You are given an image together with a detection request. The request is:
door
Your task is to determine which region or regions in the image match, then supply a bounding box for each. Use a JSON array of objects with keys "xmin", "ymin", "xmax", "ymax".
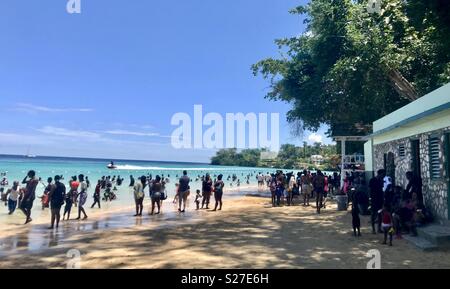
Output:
[
  {"xmin": 386, "ymin": 152, "xmax": 396, "ymax": 184},
  {"xmin": 411, "ymin": 139, "xmax": 421, "ymax": 178}
]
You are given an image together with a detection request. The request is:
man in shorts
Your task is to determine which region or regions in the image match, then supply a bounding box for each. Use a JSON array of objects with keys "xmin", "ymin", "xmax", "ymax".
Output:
[
  {"xmin": 48, "ymin": 175, "xmax": 66, "ymax": 229},
  {"xmin": 301, "ymin": 170, "xmax": 312, "ymax": 206},
  {"xmin": 20, "ymin": 170, "xmax": 39, "ymax": 224},
  {"xmin": 178, "ymin": 170, "xmax": 190, "ymax": 213}
]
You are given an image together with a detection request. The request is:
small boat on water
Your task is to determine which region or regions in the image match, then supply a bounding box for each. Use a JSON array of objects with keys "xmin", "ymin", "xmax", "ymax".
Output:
[
  {"xmin": 107, "ymin": 162, "xmax": 117, "ymax": 169},
  {"xmin": 25, "ymin": 148, "xmax": 36, "ymax": 158}
]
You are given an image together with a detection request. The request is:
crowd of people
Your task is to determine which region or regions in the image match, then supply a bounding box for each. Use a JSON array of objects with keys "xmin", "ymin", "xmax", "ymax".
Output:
[
  {"xmin": 255, "ymin": 168, "xmax": 432, "ymax": 246},
  {"xmin": 0, "ymin": 169, "xmax": 231, "ymax": 229},
  {"xmin": 358, "ymin": 169, "xmax": 432, "ymax": 246},
  {"xmin": 259, "ymin": 170, "xmax": 340, "ymax": 214},
  {"xmin": 0, "ymin": 167, "xmax": 433, "ymax": 247}
]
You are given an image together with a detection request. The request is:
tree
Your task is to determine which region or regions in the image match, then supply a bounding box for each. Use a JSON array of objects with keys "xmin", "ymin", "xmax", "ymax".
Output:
[{"xmin": 252, "ymin": 0, "xmax": 450, "ymax": 136}]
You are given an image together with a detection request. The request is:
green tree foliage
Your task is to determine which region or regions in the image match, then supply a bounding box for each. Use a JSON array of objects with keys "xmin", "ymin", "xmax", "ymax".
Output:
[
  {"xmin": 211, "ymin": 148, "xmax": 261, "ymax": 167},
  {"xmin": 252, "ymin": 0, "xmax": 450, "ymax": 136},
  {"xmin": 210, "ymin": 144, "xmax": 338, "ymax": 170}
]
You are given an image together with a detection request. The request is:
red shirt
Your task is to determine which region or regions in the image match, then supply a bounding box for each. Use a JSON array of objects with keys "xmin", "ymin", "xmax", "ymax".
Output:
[
  {"xmin": 382, "ymin": 211, "xmax": 392, "ymax": 225},
  {"xmin": 70, "ymin": 181, "xmax": 80, "ymax": 190}
]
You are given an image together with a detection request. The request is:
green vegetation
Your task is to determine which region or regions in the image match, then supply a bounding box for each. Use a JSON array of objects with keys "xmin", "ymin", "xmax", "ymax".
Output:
[
  {"xmin": 252, "ymin": 0, "xmax": 450, "ymax": 136},
  {"xmin": 211, "ymin": 143, "xmax": 339, "ymax": 171}
]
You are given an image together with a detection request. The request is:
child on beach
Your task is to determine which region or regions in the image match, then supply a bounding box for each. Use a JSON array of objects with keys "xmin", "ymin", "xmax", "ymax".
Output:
[
  {"xmin": 173, "ymin": 183, "xmax": 179, "ymax": 204},
  {"xmin": 5, "ymin": 181, "xmax": 22, "ymax": 215},
  {"xmin": 351, "ymin": 200, "xmax": 361, "ymax": 237},
  {"xmin": 40, "ymin": 177, "xmax": 53, "ymax": 210},
  {"xmin": 194, "ymin": 189, "xmax": 202, "ymax": 210},
  {"xmin": 380, "ymin": 205, "xmax": 393, "ymax": 246}
]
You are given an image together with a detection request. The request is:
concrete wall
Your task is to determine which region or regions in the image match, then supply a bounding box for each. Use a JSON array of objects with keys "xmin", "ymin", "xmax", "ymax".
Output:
[{"xmin": 372, "ymin": 126, "xmax": 450, "ymax": 220}]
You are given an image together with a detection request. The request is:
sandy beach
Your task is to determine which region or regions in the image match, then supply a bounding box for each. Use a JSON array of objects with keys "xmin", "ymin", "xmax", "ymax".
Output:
[{"xmin": 1, "ymin": 195, "xmax": 450, "ymax": 269}]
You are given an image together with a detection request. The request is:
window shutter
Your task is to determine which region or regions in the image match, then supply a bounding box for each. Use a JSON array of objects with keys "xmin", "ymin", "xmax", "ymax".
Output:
[
  {"xmin": 398, "ymin": 145, "xmax": 406, "ymax": 157},
  {"xmin": 429, "ymin": 137, "xmax": 441, "ymax": 179}
]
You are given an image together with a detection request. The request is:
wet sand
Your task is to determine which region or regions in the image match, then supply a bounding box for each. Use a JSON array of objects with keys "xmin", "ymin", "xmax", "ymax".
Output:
[{"xmin": 1, "ymin": 196, "xmax": 450, "ymax": 269}]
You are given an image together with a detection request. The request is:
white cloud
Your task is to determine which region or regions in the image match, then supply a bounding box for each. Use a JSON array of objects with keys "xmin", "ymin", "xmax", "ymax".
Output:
[
  {"xmin": 13, "ymin": 103, "xmax": 93, "ymax": 113},
  {"xmin": 308, "ymin": 133, "xmax": 323, "ymax": 144},
  {"xmin": 37, "ymin": 126, "xmax": 100, "ymax": 139},
  {"xmin": 0, "ymin": 132, "xmax": 53, "ymax": 146},
  {"xmin": 104, "ymin": 130, "xmax": 159, "ymax": 137}
]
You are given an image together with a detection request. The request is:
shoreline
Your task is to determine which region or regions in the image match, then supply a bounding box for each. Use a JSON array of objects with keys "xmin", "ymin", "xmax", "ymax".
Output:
[{"xmin": 0, "ymin": 184, "xmax": 261, "ymax": 241}]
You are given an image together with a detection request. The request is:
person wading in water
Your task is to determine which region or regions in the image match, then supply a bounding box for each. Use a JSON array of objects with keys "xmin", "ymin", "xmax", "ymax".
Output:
[
  {"xmin": 178, "ymin": 171, "xmax": 190, "ymax": 213},
  {"xmin": 20, "ymin": 170, "xmax": 39, "ymax": 224},
  {"xmin": 48, "ymin": 175, "xmax": 66, "ymax": 229},
  {"xmin": 133, "ymin": 176, "xmax": 146, "ymax": 217}
]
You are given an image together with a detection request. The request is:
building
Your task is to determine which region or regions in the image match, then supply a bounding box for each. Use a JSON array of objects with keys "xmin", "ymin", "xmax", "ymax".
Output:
[
  {"xmin": 310, "ymin": 155, "xmax": 324, "ymax": 166},
  {"xmin": 364, "ymin": 83, "xmax": 450, "ymax": 221}
]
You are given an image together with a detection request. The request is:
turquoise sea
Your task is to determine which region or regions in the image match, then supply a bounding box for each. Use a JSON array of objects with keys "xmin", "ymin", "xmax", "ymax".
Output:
[
  {"xmin": 0, "ymin": 155, "xmax": 302, "ymax": 255},
  {"xmin": 0, "ymin": 154, "xmax": 281, "ymax": 206}
]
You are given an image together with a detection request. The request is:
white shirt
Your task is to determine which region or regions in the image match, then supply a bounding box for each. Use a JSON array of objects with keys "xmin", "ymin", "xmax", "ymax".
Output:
[
  {"xmin": 80, "ymin": 181, "xmax": 88, "ymax": 192},
  {"xmin": 289, "ymin": 176, "xmax": 296, "ymax": 190},
  {"xmin": 8, "ymin": 187, "xmax": 20, "ymax": 201},
  {"xmin": 134, "ymin": 182, "xmax": 144, "ymax": 199}
]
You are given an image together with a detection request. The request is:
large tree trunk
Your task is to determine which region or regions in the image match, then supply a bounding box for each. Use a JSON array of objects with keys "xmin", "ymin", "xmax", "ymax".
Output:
[{"xmin": 388, "ymin": 69, "xmax": 419, "ymax": 102}]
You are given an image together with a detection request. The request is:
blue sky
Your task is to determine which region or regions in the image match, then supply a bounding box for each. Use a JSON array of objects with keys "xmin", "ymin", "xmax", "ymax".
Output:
[{"xmin": 0, "ymin": 0, "xmax": 332, "ymax": 163}]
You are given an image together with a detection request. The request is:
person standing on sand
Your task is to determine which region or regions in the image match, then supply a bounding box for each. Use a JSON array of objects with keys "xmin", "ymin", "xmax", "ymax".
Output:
[
  {"xmin": 313, "ymin": 170, "xmax": 325, "ymax": 214},
  {"xmin": 75, "ymin": 174, "xmax": 88, "ymax": 220},
  {"xmin": 269, "ymin": 175, "xmax": 277, "ymax": 207},
  {"xmin": 322, "ymin": 173, "xmax": 329, "ymax": 209},
  {"xmin": 133, "ymin": 176, "xmax": 146, "ymax": 216},
  {"xmin": 48, "ymin": 175, "xmax": 66, "ymax": 229},
  {"xmin": 178, "ymin": 170, "xmax": 190, "ymax": 213},
  {"xmin": 201, "ymin": 174, "xmax": 213, "ymax": 209},
  {"xmin": 69, "ymin": 176, "xmax": 80, "ymax": 208},
  {"xmin": 41, "ymin": 177, "xmax": 54, "ymax": 210},
  {"xmin": 194, "ymin": 189, "xmax": 202, "ymax": 210},
  {"xmin": 20, "ymin": 170, "xmax": 39, "ymax": 224},
  {"xmin": 351, "ymin": 199, "xmax": 361, "ymax": 237},
  {"xmin": 301, "ymin": 170, "xmax": 312, "ymax": 206},
  {"xmin": 287, "ymin": 175, "xmax": 296, "ymax": 206},
  {"xmin": 63, "ymin": 185, "xmax": 73, "ymax": 220},
  {"xmin": 369, "ymin": 169, "xmax": 385, "ymax": 234},
  {"xmin": 275, "ymin": 172, "xmax": 285, "ymax": 207},
  {"xmin": 212, "ymin": 174, "xmax": 225, "ymax": 211},
  {"xmin": 91, "ymin": 180, "xmax": 101, "ymax": 209},
  {"xmin": 149, "ymin": 175, "xmax": 162, "ymax": 215}
]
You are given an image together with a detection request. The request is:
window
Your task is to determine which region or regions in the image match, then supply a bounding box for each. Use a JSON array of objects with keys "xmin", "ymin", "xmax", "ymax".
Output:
[
  {"xmin": 429, "ymin": 136, "xmax": 441, "ymax": 179},
  {"xmin": 399, "ymin": 145, "xmax": 406, "ymax": 157}
]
